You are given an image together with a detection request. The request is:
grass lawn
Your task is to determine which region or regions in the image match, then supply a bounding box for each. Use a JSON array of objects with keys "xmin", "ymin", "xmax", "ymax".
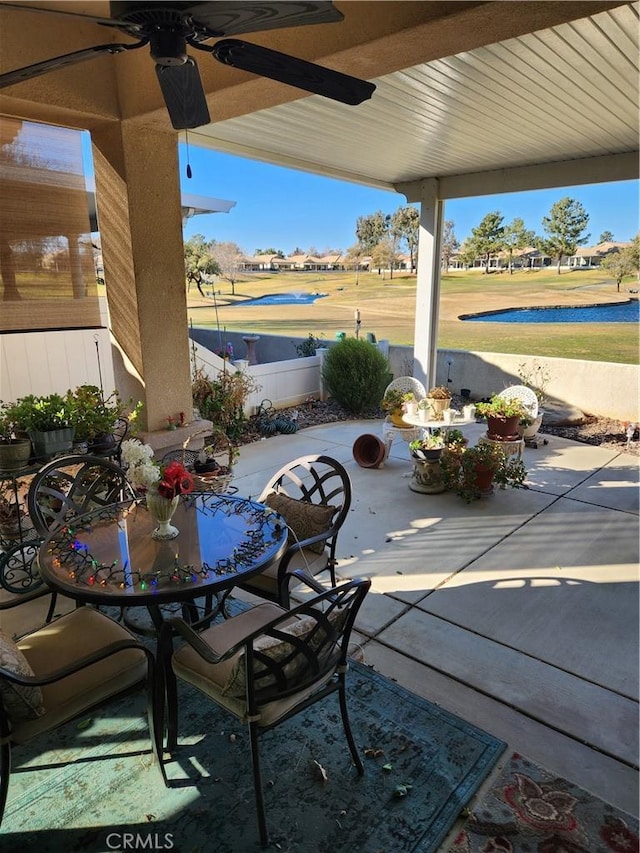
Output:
[{"xmin": 187, "ymin": 268, "xmax": 639, "ymax": 364}]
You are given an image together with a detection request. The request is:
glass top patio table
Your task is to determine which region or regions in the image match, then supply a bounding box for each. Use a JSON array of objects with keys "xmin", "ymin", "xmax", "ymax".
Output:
[{"xmin": 37, "ymin": 492, "xmax": 288, "ymax": 611}]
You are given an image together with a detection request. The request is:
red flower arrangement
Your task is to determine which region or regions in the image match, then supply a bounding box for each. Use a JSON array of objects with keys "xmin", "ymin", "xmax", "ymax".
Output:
[
  {"xmin": 121, "ymin": 440, "xmax": 194, "ymax": 498},
  {"xmin": 156, "ymin": 460, "xmax": 194, "ymax": 499}
]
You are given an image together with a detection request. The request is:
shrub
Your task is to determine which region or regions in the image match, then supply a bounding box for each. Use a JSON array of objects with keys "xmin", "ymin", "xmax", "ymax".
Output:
[
  {"xmin": 321, "ymin": 339, "xmax": 390, "ymax": 414},
  {"xmin": 295, "ymin": 333, "xmax": 325, "ymax": 357},
  {"xmin": 192, "ymin": 366, "xmax": 260, "ymax": 442}
]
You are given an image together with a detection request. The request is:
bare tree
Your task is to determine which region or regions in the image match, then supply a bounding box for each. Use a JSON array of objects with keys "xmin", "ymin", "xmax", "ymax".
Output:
[
  {"xmin": 210, "ymin": 240, "xmax": 244, "ymax": 295},
  {"xmin": 441, "ymin": 220, "xmax": 459, "ymax": 271}
]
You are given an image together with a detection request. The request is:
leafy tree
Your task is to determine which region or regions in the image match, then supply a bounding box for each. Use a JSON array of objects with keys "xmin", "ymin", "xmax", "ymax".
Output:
[
  {"xmin": 184, "ymin": 234, "xmax": 220, "ymax": 297},
  {"xmin": 356, "ymin": 210, "xmax": 390, "ymax": 254},
  {"xmin": 502, "ymin": 217, "xmax": 535, "ymax": 275},
  {"xmin": 391, "ymin": 206, "xmax": 419, "ymax": 273},
  {"xmin": 457, "ymin": 239, "xmax": 477, "ymax": 269},
  {"xmin": 538, "ymin": 197, "xmax": 590, "ymax": 274},
  {"xmin": 210, "ymin": 240, "xmax": 244, "ymax": 295},
  {"xmin": 600, "ymin": 238, "xmax": 639, "ymax": 292},
  {"xmin": 469, "ymin": 211, "xmax": 505, "ymax": 273},
  {"xmin": 255, "ymin": 247, "xmax": 284, "ymax": 257},
  {"xmin": 598, "ymin": 230, "xmax": 614, "ymax": 243},
  {"xmin": 441, "ymin": 220, "xmax": 459, "ymax": 271}
]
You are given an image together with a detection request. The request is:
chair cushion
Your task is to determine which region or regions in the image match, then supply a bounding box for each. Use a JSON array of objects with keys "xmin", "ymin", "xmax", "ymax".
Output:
[
  {"xmin": 264, "ymin": 492, "xmax": 336, "ymax": 554},
  {"xmin": 0, "ymin": 630, "xmax": 45, "ymax": 721},
  {"xmin": 222, "ymin": 614, "xmax": 316, "ymax": 699},
  {"xmin": 240, "ymin": 547, "xmax": 328, "ymax": 596},
  {"xmin": 12, "ymin": 608, "xmax": 147, "ymax": 744}
]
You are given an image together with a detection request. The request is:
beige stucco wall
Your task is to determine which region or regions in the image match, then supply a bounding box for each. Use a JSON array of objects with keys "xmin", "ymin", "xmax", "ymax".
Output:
[{"xmin": 425, "ymin": 349, "xmax": 639, "ymax": 422}]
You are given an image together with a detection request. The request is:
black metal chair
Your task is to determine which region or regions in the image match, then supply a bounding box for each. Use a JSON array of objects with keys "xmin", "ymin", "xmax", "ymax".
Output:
[
  {"xmin": 0, "ymin": 607, "xmax": 160, "ymax": 826},
  {"xmin": 27, "ymin": 453, "xmax": 135, "ymax": 536},
  {"xmin": 21, "ymin": 454, "xmax": 136, "ymax": 625},
  {"xmin": 238, "ymin": 454, "xmax": 352, "ymax": 607},
  {"xmin": 158, "ymin": 571, "xmax": 371, "ymax": 848}
]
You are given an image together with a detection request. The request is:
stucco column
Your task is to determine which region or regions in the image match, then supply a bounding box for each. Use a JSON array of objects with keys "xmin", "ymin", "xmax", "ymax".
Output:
[
  {"xmin": 90, "ymin": 123, "xmax": 192, "ymax": 431},
  {"xmin": 412, "ymin": 179, "xmax": 443, "ymax": 390}
]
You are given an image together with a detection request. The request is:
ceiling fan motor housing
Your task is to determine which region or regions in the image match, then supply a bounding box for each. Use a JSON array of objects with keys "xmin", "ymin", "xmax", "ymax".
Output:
[{"xmin": 150, "ymin": 30, "xmax": 189, "ymax": 66}]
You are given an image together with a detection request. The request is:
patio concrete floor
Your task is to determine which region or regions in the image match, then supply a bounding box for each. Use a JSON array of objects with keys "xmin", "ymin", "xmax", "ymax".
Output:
[
  {"xmin": 230, "ymin": 418, "xmax": 639, "ymax": 819},
  {"xmin": 3, "ymin": 418, "xmax": 638, "ymax": 838}
]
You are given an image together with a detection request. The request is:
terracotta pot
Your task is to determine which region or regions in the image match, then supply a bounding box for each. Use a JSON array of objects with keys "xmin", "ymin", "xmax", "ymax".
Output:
[
  {"xmin": 474, "ymin": 463, "xmax": 495, "ymax": 494},
  {"xmin": 353, "ymin": 434, "xmax": 386, "ymax": 468},
  {"xmin": 486, "ymin": 414, "xmax": 521, "ymax": 440}
]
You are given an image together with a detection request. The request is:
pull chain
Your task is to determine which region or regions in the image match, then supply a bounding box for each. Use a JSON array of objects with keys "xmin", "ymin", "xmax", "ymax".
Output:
[{"xmin": 185, "ymin": 129, "xmax": 192, "ymax": 179}]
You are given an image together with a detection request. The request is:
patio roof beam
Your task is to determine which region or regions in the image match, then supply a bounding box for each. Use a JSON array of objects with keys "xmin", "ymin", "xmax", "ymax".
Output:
[{"xmin": 397, "ymin": 152, "xmax": 640, "ymax": 203}]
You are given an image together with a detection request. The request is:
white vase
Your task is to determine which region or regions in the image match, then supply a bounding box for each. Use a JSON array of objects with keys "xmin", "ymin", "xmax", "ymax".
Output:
[{"xmin": 146, "ymin": 490, "xmax": 179, "ymax": 540}]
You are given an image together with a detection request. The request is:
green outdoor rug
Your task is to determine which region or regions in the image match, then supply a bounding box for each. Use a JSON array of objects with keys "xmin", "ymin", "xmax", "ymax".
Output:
[
  {"xmin": 1, "ymin": 661, "xmax": 505, "ymax": 853},
  {"xmin": 448, "ymin": 751, "xmax": 639, "ymax": 853}
]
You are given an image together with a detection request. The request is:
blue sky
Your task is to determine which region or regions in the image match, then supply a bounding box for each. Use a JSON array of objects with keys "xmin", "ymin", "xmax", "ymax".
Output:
[{"xmin": 179, "ymin": 145, "xmax": 639, "ymax": 256}]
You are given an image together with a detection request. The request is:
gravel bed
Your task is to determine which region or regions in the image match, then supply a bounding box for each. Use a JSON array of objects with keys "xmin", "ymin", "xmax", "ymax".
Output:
[{"xmin": 238, "ymin": 397, "xmax": 640, "ymax": 458}]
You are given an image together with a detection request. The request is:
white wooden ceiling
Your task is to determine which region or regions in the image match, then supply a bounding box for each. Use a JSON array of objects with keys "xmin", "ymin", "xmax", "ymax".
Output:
[{"xmin": 187, "ymin": 2, "xmax": 639, "ymax": 197}]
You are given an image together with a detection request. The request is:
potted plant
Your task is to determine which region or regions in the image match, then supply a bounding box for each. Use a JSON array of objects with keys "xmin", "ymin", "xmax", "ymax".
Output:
[
  {"xmin": 402, "ymin": 391, "xmax": 418, "ymax": 417},
  {"xmin": 424, "ymin": 385, "xmax": 452, "ymax": 420},
  {"xmin": 194, "ymin": 429, "xmax": 239, "ymax": 489},
  {"xmin": 417, "ymin": 398, "xmax": 432, "ymax": 422},
  {"xmin": 6, "ymin": 393, "xmax": 75, "ymax": 460},
  {"xmin": 475, "ymin": 395, "xmax": 527, "ymax": 440},
  {"xmin": 441, "ymin": 440, "xmax": 527, "ymax": 502},
  {"xmin": 69, "ymin": 385, "xmax": 132, "ymax": 453},
  {"xmin": 517, "ymin": 361, "xmax": 551, "ymax": 446},
  {"xmin": 0, "ymin": 402, "xmax": 32, "ymax": 471},
  {"xmin": 380, "ymin": 388, "xmax": 408, "ymax": 427},
  {"xmin": 409, "ymin": 430, "xmax": 446, "ymax": 461}
]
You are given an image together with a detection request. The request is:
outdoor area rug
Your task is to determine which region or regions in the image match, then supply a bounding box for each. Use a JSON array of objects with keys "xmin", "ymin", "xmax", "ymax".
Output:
[
  {"xmin": 448, "ymin": 751, "xmax": 639, "ymax": 853},
  {"xmin": 0, "ymin": 660, "xmax": 504, "ymax": 853}
]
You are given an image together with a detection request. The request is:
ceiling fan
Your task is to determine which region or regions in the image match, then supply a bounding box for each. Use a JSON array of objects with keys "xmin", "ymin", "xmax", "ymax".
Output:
[{"xmin": 0, "ymin": 1, "xmax": 376, "ymax": 129}]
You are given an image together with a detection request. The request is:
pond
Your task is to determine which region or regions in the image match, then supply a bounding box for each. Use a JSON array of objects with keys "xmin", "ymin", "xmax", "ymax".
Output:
[
  {"xmin": 462, "ymin": 300, "xmax": 639, "ymax": 324},
  {"xmin": 237, "ymin": 292, "xmax": 327, "ymax": 307}
]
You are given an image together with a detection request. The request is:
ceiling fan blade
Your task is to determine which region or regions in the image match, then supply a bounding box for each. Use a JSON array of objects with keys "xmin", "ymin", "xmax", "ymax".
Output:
[
  {"xmin": 155, "ymin": 59, "xmax": 211, "ymax": 130},
  {"xmin": 186, "ymin": 1, "xmax": 343, "ymax": 36},
  {"xmin": 210, "ymin": 39, "xmax": 375, "ymax": 106},
  {"xmin": 0, "ymin": 42, "xmax": 146, "ymax": 90},
  {"xmin": 0, "ymin": 2, "xmax": 124, "ymax": 28}
]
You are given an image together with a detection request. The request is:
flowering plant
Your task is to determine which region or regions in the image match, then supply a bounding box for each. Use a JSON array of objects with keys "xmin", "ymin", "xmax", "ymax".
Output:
[{"xmin": 121, "ymin": 439, "xmax": 194, "ymax": 498}]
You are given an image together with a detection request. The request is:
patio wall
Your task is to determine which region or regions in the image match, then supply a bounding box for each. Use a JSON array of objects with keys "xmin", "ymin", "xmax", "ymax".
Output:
[
  {"xmin": 2, "ymin": 328, "xmax": 637, "ymax": 424},
  {"xmin": 431, "ymin": 349, "xmax": 640, "ymax": 422},
  {"xmin": 1, "ymin": 327, "xmax": 115, "ymax": 401}
]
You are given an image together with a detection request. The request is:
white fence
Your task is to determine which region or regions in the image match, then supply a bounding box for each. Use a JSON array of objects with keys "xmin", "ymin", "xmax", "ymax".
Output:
[{"xmin": 3, "ymin": 332, "xmax": 638, "ymax": 424}]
